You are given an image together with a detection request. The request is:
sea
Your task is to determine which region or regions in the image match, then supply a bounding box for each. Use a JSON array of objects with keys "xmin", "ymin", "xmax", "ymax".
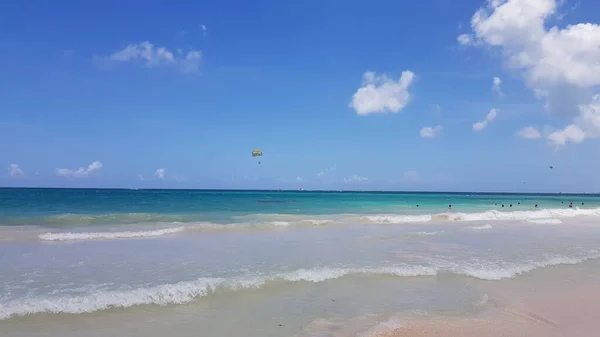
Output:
[{"xmin": 2, "ymin": 188, "xmax": 600, "ymax": 336}]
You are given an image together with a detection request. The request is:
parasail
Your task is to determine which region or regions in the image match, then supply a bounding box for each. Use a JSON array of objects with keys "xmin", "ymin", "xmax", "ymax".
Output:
[{"xmin": 252, "ymin": 149, "xmax": 263, "ymax": 164}]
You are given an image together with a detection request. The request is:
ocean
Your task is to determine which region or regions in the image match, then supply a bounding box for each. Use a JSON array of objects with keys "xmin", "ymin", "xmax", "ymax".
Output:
[{"xmin": 2, "ymin": 188, "xmax": 600, "ymax": 336}]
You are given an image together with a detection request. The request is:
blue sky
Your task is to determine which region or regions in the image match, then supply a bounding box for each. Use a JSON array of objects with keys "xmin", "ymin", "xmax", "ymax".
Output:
[{"xmin": 2, "ymin": 0, "xmax": 600, "ymax": 192}]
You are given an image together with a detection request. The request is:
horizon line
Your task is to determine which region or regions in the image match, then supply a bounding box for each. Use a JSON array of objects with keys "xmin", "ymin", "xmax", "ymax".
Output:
[{"xmin": 0, "ymin": 186, "xmax": 598, "ymax": 196}]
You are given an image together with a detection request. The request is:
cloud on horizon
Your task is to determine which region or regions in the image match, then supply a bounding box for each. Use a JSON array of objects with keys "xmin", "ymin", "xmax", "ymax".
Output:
[{"xmin": 55, "ymin": 161, "xmax": 103, "ymax": 178}]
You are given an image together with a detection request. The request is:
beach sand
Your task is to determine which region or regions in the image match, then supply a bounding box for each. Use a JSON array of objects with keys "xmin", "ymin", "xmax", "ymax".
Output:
[{"xmin": 376, "ymin": 272, "xmax": 600, "ymax": 337}]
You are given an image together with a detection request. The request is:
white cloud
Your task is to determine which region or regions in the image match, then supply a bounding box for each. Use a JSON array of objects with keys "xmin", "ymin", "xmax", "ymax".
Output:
[
  {"xmin": 546, "ymin": 94, "xmax": 600, "ymax": 145},
  {"xmin": 317, "ymin": 165, "xmax": 336, "ymax": 177},
  {"xmin": 547, "ymin": 124, "xmax": 585, "ymax": 145},
  {"xmin": 517, "ymin": 126, "xmax": 542, "ymax": 139},
  {"xmin": 8, "ymin": 164, "xmax": 24, "ymax": 178},
  {"xmin": 349, "ymin": 70, "xmax": 415, "ymax": 115},
  {"xmin": 460, "ymin": 0, "xmax": 600, "ymax": 145},
  {"xmin": 137, "ymin": 174, "xmax": 145, "ymax": 181},
  {"xmin": 155, "ymin": 168, "xmax": 166, "ymax": 179},
  {"xmin": 344, "ymin": 175, "xmax": 368, "ymax": 183},
  {"xmin": 109, "ymin": 41, "xmax": 202, "ymax": 73},
  {"xmin": 55, "ymin": 161, "xmax": 102, "ymax": 178},
  {"xmin": 420, "ymin": 125, "xmax": 443, "ymax": 138},
  {"xmin": 472, "ymin": 109, "xmax": 498, "ymax": 131},
  {"xmin": 457, "ymin": 33, "xmax": 474, "ymax": 45},
  {"xmin": 492, "ymin": 76, "xmax": 504, "ymax": 95},
  {"xmin": 201, "ymin": 24, "xmax": 207, "ymax": 36},
  {"xmin": 296, "ymin": 176, "xmax": 303, "ymax": 182}
]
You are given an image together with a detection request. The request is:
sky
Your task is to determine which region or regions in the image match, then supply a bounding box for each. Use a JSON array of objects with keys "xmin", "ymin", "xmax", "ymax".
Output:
[{"xmin": 1, "ymin": 0, "xmax": 600, "ymax": 192}]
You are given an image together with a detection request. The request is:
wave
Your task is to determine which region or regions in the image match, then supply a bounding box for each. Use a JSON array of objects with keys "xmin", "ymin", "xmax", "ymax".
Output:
[
  {"xmin": 410, "ymin": 231, "xmax": 442, "ymax": 236},
  {"xmin": 38, "ymin": 226, "xmax": 186, "ymax": 241},
  {"xmin": 526, "ymin": 219, "xmax": 563, "ymax": 224},
  {"xmin": 365, "ymin": 215, "xmax": 432, "ymax": 224},
  {"xmin": 34, "ymin": 219, "xmax": 342, "ymax": 242},
  {"xmin": 20, "ymin": 207, "xmax": 600, "ymax": 243},
  {"xmin": 467, "ymin": 224, "xmax": 492, "ymax": 230},
  {"xmin": 362, "ymin": 207, "xmax": 600, "ymax": 224},
  {"xmin": 2, "ymin": 252, "xmax": 597, "ymax": 320}
]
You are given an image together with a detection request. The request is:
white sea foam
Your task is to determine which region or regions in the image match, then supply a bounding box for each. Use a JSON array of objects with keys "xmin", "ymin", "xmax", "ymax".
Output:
[
  {"xmin": 526, "ymin": 219, "xmax": 563, "ymax": 224},
  {"xmin": 270, "ymin": 221, "xmax": 291, "ymax": 227},
  {"xmin": 356, "ymin": 314, "xmax": 404, "ymax": 337},
  {"xmin": 303, "ymin": 219, "xmax": 338, "ymax": 226},
  {"xmin": 365, "ymin": 215, "xmax": 432, "ymax": 224},
  {"xmin": 2, "ymin": 253, "xmax": 597, "ymax": 320},
  {"xmin": 362, "ymin": 207, "xmax": 600, "ymax": 225},
  {"xmin": 38, "ymin": 226, "xmax": 186, "ymax": 241},
  {"xmin": 467, "ymin": 224, "xmax": 493, "ymax": 230},
  {"xmin": 411, "ymin": 231, "xmax": 442, "ymax": 236}
]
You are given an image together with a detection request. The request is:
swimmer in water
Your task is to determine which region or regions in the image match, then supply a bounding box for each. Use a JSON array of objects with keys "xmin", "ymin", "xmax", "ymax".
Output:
[
  {"xmin": 501, "ymin": 204, "xmax": 504, "ymax": 208},
  {"xmin": 509, "ymin": 204, "xmax": 512, "ymax": 207},
  {"xmin": 535, "ymin": 204, "xmax": 538, "ymax": 208},
  {"xmin": 448, "ymin": 204, "xmax": 452, "ymax": 210}
]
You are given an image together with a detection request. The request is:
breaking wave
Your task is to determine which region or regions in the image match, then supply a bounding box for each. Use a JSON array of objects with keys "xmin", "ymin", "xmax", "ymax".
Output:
[
  {"xmin": 467, "ymin": 224, "xmax": 493, "ymax": 230},
  {"xmin": 38, "ymin": 226, "xmax": 186, "ymax": 241},
  {"xmin": 526, "ymin": 219, "xmax": 563, "ymax": 224},
  {"xmin": 362, "ymin": 207, "xmax": 600, "ymax": 224},
  {"xmin": 2, "ymin": 252, "xmax": 598, "ymax": 320}
]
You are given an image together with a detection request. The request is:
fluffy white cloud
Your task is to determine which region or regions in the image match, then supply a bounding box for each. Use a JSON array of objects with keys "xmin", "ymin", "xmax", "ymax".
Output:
[
  {"xmin": 349, "ymin": 71, "xmax": 415, "ymax": 115},
  {"xmin": 55, "ymin": 161, "xmax": 102, "ymax": 178},
  {"xmin": 492, "ymin": 76, "xmax": 503, "ymax": 95},
  {"xmin": 546, "ymin": 94, "xmax": 600, "ymax": 145},
  {"xmin": 460, "ymin": 0, "xmax": 600, "ymax": 145},
  {"xmin": 420, "ymin": 125, "xmax": 443, "ymax": 138},
  {"xmin": 344, "ymin": 175, "xmax": 368, "ymax": 183},
  {"xmin": 517, "ymin": 126, "xmax": 542, "ymax": 139},
  {"xmin": 109, "ymin": 41, "xmax": 202, "ymax": 73},
  {"xmin": 547, "ymin": 124, "xmax": 585, "ymax": 145},
  {"xmin": 472, "ymin": 109, "xmax": 498, "ymax": 131},
  {"xmin": 8, "ymin": 164, "xmax": 24, "ymax": 178},
  {"xmin": 155, "ymin": 168, "xmax": 166, "ymax": 179}
]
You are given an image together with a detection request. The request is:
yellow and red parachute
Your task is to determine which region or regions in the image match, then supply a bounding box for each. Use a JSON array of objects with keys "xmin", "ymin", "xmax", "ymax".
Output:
[{"xmin": 252, "ymin": 149, "xmax": 263, "ymax": 164}]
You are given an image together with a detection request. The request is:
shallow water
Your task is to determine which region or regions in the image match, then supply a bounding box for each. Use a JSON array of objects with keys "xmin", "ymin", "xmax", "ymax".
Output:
[{"xmin": 2, "ymin": 189, "xmax": 600, "ymax": 336}]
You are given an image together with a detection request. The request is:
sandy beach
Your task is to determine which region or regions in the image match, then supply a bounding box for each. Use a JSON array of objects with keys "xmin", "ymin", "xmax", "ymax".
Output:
[{"xmin": 375, "ymin": 267, "xmax": 600, "ymax": 337}]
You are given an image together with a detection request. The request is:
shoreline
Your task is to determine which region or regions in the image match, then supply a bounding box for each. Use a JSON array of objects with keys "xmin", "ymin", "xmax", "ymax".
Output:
[{"xmin": 371, "ymin": 264, "xmax": 600, "ymax": 337}]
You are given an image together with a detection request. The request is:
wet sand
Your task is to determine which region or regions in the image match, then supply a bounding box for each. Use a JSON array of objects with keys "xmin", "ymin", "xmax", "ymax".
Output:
[{"xmin": 382, "ymin": 270, "xmax": 600, "ymax": 337}]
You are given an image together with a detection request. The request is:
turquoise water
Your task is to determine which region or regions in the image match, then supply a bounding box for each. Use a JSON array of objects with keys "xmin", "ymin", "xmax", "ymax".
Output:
[
  {"xmin": 1, "ymin": 188, "xmax": 599, "ymax": 226},
  {"xmin": 2, "ymin": 188, "xmax": 600, "ymax": 336}
]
